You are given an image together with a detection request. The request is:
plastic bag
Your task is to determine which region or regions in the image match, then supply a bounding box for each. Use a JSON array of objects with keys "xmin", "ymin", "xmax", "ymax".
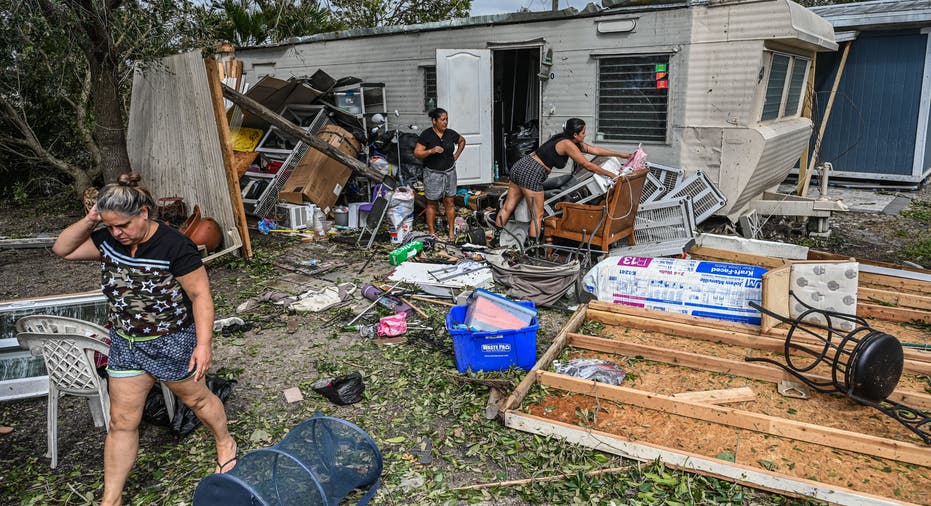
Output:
[
  {"xmin": 377, "ymin": 313, "xmax": 407, "ymax": 337},
  {"xmin": 142, "ymin": 384, "xmax": 172, "ymax": 427},
  {"xmin": 553, "ymin": 358, "xmax": 626, "ymax": 385},
  {"xmin": 171, "ymin": 376, "xmax": 237, "ymax": 438},
  {"xmin": 312, "ymin": 371, "xmax": 365, "ymax": 405},
  {"xmin": 387, "ymin": 187, "xmax": 415, "ymax": 228}
]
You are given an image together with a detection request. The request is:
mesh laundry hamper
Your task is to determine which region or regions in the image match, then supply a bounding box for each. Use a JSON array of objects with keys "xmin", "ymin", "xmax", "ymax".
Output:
[{"xmin": 193, "ymin": 414, "xmax": 382, "ymax": 506}]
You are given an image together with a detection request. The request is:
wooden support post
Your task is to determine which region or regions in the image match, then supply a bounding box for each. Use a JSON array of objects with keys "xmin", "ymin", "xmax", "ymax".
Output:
[
  {"xmin": 796, "ymin": 53, "xmax": 816, "ymax": 196},
  {"xmin": 205, "ymin": 57, "xmax": 253, "ymax": 259},
  {"xmin": 798, "ymin": 41, "xmax": 851, "ymax": 198}
]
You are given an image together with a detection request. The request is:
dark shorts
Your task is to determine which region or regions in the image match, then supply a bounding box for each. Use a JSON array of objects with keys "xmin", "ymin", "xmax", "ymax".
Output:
[
  {"xmin": 106, "ymin": 325, "xmax": 198, "ymax": 382},
  {"xmin": 423, "ymin": 167, "xmax": 457, "ymax": 200},
  {"xmin": 510, "ymin": 156, "xmax": 548, "ymax": 192}
]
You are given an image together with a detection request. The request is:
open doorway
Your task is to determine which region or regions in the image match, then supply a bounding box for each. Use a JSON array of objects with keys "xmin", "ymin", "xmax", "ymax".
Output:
[{"xmin": 493, "ymin": 47, "xmax": 541, "ymax": 181}]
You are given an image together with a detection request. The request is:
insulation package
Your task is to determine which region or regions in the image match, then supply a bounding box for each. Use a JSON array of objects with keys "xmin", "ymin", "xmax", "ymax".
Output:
[{"xmin": 583, "ymin": 256, "xmax": 767, "ymax": 324}]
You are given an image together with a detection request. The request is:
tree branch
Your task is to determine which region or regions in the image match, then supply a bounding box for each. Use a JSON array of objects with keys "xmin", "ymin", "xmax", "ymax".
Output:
[{"xmin": 0, "ymin": 95, "xmax": 90, "ymax": 183}]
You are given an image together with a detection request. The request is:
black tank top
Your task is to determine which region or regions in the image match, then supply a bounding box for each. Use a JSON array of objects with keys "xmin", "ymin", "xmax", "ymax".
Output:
[{"xmin": 535, "ymin": 134, "xmax": 571, "ymax": 170}]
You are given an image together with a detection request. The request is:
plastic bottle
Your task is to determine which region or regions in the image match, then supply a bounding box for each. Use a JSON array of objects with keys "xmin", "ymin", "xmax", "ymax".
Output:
[
  {"xmin": 361, "ymin": 285, "xmax": 414, "ymax": 316},
  {"xmin": 388, "ymin": 240, "xmax": 423, "ymax": 265},
  {"xmin": 494, "ymin": 161, "xmax": 499, "ymax": 181}
]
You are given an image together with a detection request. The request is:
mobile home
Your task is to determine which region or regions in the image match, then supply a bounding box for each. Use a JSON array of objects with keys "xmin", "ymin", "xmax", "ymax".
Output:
[{"xmin": 234, "ymin": 0, "xmax": 836, "ymax": 219}]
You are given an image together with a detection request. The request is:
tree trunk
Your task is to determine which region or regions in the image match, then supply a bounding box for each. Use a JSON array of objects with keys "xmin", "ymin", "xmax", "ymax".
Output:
[{"xmin": 88, "ymin": 57, "xmax": 131, "ymax": 183}]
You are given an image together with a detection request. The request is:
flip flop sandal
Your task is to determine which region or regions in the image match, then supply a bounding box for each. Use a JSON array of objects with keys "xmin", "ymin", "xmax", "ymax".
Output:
[{"xmin": 215, "ymin": 442, "xmax": 238, "ymax": 474}]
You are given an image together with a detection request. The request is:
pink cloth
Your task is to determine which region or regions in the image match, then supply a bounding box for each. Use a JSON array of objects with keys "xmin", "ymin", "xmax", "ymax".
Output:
[{"xmin": 377, "ymin": 313, "xmax": 408, "ymax": 337}]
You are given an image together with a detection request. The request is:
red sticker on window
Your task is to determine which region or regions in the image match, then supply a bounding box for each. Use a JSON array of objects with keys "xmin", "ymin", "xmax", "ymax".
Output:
[{"xmin": 656, "ymin": 80, "xmax": 668, "ymax": 89}]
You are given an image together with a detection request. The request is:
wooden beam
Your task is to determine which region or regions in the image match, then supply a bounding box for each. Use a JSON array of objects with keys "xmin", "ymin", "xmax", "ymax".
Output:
[
  {"xmin": 860, "ymin": 287, "xmax": 931, "ymax": 311},
  {"xmin": 0, "ymin": 237, "xmax": 57, "ymax": 249},
  {"xmin": 205, "ymin": 57, "xmax": 253, "ymax": 259},
  {"xmin": 505, "ymin": 411, "xmax": 908, "ymax": 506},
  {"xmin": 859, "ymin": 303, "xmax": 931, "ymax": 324},
  {"xmin": 220, "ymin": 84, "xmax": 383, "ymax": 182},
  {"xmin": 502, "ymin": 304, "xmax": 587, "ymax": 412},
  {"xmin": 565, "ymin": 333, "xmax": 931, "ymax": 411},
  {"xmin": 588, "ymin": 300, "xmax": 765, "ymax": 335},
  {"xmin": 799, "ymin": 40, "xmax": 851, "ymax": 198},
  {"xmin": 536, "ymin": 371, "xmax": 931, "ymax": 467},
  {"xmin": 671, "ymin": 387, "xmax": 756, "ymax": 405},
  {"xmin": 688, "ymin": 246, "xmax": 788, "ymax": 268}
]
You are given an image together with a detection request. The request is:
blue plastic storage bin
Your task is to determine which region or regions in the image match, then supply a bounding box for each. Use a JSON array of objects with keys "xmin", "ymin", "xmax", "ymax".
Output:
[
  {"xmin": 193, "ymin": 414, "xmax": 382, "ymax": 506},
  {"xmin": 446, "ymin": 302, "xmax": 538, "ymax": 373}
]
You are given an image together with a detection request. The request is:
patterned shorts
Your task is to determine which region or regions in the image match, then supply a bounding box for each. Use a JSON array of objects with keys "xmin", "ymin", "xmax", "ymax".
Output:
[
  {"xmin": 510, "ymin": 155, "xmax": 548, "ymax": 192},
  {"xmin": 106, "ymin": 325, "xmax": 198, "ymax": 382},
  {"xmin": 423, "ymin": 167, "xmax": 457, "ymax": 200}
]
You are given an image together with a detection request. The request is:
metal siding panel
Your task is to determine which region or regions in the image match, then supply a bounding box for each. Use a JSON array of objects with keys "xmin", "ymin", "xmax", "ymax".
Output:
[{"xmin": 815, "ymin": 31, "xmax": 925, "ymax": 178}]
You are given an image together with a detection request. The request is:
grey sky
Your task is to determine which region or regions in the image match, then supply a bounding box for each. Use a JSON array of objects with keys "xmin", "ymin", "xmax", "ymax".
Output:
[{"xmin": 470, "ymin": 0, "xmax": 596, "ymax": 16}]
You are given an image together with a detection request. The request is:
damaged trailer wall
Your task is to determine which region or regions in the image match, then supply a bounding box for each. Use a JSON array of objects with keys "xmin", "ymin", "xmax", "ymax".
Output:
[
  {"xmin": 127, "ymin": 51, "xmax": 242, "ymax": 256},
  {"xmin": 234, "ymin": 0, "xmax": 835, "ymax": 218}
]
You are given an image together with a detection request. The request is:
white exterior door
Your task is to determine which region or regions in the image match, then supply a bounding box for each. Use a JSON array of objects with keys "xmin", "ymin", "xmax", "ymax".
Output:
[{"xmin": 436, "ymin": 49, "xmax": 492, "ymax": 185}]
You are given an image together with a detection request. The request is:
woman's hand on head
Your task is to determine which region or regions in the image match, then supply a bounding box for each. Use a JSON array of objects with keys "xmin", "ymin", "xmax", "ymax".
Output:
[{"xmin": 85, "ymin": 205, "xmax": 101, "ymax": 225}]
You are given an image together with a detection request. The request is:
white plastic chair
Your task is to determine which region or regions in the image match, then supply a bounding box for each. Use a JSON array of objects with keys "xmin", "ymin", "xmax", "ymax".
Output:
[
  {"xmin": 16, "ymin": 332, "xmax": 111, "ymax": 468},
  {"xmin": 15, "ymin": 315, "xmax": 176, "ymax": 422}
]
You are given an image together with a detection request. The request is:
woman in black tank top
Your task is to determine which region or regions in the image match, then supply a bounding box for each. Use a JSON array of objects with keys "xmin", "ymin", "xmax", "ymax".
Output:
[{"xmin": 495, "ymin": 118, "xmax": 632, "ymax": 244}]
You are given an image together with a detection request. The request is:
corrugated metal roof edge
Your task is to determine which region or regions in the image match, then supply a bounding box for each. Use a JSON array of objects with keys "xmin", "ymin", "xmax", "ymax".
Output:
[
  {"xmin": 810, "ymin": 0, "xmax": 931, "ymax": 29},
  {"xmin": 237, "ymin": 2, "xmax": 690, "ymax": 50}
]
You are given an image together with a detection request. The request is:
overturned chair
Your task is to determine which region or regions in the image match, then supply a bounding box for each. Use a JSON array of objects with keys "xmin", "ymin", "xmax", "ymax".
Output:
[{"xmin": 543, "ymin": 167, "xmax": 649, "ymax": 253}]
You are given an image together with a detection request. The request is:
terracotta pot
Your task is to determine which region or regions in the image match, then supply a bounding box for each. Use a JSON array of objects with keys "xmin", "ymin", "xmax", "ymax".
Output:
[{"xmin": 180, "ymin": 205, "xmax": 222, "ymax": 252}]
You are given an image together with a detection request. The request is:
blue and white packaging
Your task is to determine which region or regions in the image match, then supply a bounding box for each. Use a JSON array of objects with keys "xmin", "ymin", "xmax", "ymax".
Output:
[{"xmin": 582, "ymin": 256, "xmax": 767, "ymax": 324}]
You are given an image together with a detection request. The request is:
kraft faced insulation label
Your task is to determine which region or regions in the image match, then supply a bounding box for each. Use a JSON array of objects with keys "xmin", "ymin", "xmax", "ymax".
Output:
[{"xmin": 583, "ymin": 256, "xmax": 768, "ymax": 324}]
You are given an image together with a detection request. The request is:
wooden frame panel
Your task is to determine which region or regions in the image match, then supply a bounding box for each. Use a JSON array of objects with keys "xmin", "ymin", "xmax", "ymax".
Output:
[{"xmin": 502, "ymin": 304, "xmax": 930, "ymax": 506}]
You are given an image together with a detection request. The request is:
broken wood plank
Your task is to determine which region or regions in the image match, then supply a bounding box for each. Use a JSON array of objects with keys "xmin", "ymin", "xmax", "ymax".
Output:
[
  {"xmin": 671, "ymin": 387, "xmax": 756, "ymax": 405},
  {"xmin": 450, "ymin": 465, "xmax": 635, "ymax": 491},
  {"xmin": 860, "ymin": 287, "xmax": 931, "ymax": 312},
  {"xmin": 565, "ymin": 333, "xmax": 931, "ymax": 411},
  {"xmin": 688, "ymin": 246, "xmax": 788, "ymax": 268},
  {"xmin": 859, "ymin": 303, "xmax": 931, "ymax": 324},
  {"xmin": 505, "ymin": 410, "xmax": 906, "ymax": 506},
  {"xmin": 0, "ymin": 237, "xmax": 57, "ymax": 249},
  {"xmin": 536, "ymin": 370, "xmax": 931, "ymax": 467}
]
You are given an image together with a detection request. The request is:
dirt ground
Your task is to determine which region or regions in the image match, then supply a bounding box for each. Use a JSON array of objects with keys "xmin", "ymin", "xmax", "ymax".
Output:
[{"xmin": 0, "ymin": 182, "xmax": 928, "ymax": 505}]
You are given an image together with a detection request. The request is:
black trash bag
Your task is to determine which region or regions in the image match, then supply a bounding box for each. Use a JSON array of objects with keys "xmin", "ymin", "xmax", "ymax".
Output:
[
  {"xmin": 142, "ymin": 384, "xmax": 172, "ymax": 427},
  {"xmin": 312, "ymin": 371, "xmax": 364, "ymax": 406},
  {"xmin": 171, "ymin": 376, "xmax": 237, "ymax": 438}
]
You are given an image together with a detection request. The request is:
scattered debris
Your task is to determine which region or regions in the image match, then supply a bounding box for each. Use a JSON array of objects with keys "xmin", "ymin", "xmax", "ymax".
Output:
[{"xmin": 282, "ymin": 387, "xmax": 303, "ymax": 403}]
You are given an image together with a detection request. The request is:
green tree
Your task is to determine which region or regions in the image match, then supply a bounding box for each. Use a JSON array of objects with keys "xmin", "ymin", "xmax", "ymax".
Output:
[
  {"xmin": 0, "ymin": 0, "xmax": 213, "ymax": 195},
  {"xmin": 327, "ymin": 0, "xmax": 471, "ymax": 29},
  {"xmin": 202, "ymin": 0, "xmax": 344, "ymax": 47}
]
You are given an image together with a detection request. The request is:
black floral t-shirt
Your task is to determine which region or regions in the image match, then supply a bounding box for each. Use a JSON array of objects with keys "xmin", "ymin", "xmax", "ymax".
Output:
[{"xmin": 91, "ymin": 223, "xmax": 203, "ymax": 337}]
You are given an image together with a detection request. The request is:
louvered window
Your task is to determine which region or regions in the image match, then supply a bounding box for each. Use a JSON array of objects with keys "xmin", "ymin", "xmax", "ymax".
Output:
[
  {"xmin": 423, "ymin": 66, "xmax": 437, "ymax": 112},
  {"xmin": 761, "ymin": 51, "xmax": 810, "ymax": 121},
  {"xmin": 597, "ymin": 55, "xmax": 670, "ymax": 143}
]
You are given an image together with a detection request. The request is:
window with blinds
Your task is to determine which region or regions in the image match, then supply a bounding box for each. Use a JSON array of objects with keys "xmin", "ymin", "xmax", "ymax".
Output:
[
  {"xmin": 597, "ymin": 55, "xmax": 670, "ymax": 143},
  {"xmin": 423, "ymin": 66, "xmax": 437, "ymax": 112},
  {"xmin": 761, "ymin": 51, "xmax": 809, "ymax": 121}
]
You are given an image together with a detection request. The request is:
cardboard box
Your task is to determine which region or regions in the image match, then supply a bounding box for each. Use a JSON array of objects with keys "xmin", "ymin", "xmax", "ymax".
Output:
[{"xmin": 279, "ymin": 125, "xmax": 361, "ymax": 213}]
